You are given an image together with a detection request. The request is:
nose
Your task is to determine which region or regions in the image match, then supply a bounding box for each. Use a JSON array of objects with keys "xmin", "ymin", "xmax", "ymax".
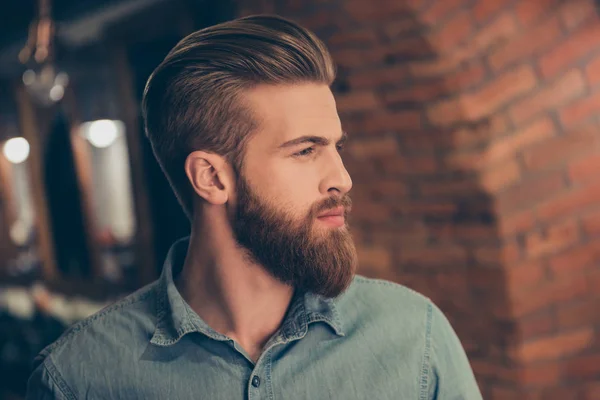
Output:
[{"xmin": 320, "ymin": 150, "xmax": 353, "ymax": 196}]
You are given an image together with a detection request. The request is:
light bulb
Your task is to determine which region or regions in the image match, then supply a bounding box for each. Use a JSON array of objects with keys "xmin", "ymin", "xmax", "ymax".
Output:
[
  {"xmin": 81, "ymin": 120, "xmax": 124, "ymax": 148},
  {"xmin": 3, "ymin": 137, "xmax": 30, "ymax": 164}
]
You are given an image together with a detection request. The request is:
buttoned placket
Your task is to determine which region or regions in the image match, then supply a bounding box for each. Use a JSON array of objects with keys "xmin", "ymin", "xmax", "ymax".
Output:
[{"xmin": 243, "ymin": 328, "xmax": 306, "ymax": 400}]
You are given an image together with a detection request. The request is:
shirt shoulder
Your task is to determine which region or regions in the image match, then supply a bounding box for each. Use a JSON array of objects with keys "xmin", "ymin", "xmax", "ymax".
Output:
[
  {"xmin": 341, "ymin": 274, "xmax": 432, "ymax": 312},
  {"xmin": 333, "ymin": 275, "xmax": 433, "ymax": 338},
  {"xmin": 33, "ymin": 281, "xmax": 158, "ymax": 369},
  {"xmin": 339, "ymin": 275, "xmax": 482, "ymax": 399}
]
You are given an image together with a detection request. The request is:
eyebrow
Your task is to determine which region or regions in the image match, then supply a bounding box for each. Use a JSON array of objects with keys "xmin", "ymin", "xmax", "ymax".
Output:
[{"xmin": 277, "ymin": 131, "xmax": 348, "ymax": 149}]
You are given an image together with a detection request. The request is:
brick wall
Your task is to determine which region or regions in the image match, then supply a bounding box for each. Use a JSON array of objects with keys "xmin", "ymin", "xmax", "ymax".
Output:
[{"xmin": 239, "ymin": 0, "xmax": 600, "ymax": 398}]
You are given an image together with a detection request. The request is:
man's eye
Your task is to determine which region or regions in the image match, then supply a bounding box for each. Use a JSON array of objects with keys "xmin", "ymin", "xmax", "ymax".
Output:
[
  {"xmin": 294, "ymin": 147, "xmax": 315, "ymax": 157},
  {"xmin": 336, "ymin": 143, "xmax": 345, "ymax": 152}
]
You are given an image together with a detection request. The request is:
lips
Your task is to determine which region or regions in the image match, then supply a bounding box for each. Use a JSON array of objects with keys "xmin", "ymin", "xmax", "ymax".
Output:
[{"xmin": 318, "ymin": 206, "xmax": 345, "ymax": 218}]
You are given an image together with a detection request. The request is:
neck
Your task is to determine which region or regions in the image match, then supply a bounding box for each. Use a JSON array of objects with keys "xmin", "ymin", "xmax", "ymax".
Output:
[{"xmin": 175, "ymin": 206, "xmax": 294, "ymax": 362}]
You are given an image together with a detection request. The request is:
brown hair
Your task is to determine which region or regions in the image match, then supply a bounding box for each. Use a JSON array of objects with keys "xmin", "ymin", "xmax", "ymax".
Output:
[{"xmin": 142, "ymin": 15, "xmax": 336, "ymax": 219}]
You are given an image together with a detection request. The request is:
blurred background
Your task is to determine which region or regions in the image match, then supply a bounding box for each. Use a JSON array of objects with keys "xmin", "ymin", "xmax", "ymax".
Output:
[{"xmin": 0, "ymin": 0, "xmax": 599, "ymax": 398}]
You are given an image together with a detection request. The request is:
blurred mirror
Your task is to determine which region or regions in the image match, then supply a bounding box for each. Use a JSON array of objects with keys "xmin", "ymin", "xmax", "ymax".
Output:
[
  {"xmin": 0, "ymin": 135, "xmax": 41, "ymax": 278},
  {"xmin": 77, "ymin": 118, "xmax": 137, "ymax": 284}
]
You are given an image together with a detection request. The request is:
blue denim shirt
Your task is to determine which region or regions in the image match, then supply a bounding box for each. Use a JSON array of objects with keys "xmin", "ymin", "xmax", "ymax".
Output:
[{"xmin": 27, "ymin": 237, "xmax": 482, "ymax": 399}]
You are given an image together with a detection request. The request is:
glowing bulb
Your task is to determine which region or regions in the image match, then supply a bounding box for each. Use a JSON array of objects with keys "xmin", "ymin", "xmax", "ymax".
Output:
[
  {"xmin": 3, "ymin": 137, "xmax": 30, "ymax": 164},
  {"xmin": 82, "ymin": 120, "xmax": 123, "ymax": 148},
  {"xmin": 49, "ymin": 85, "xmax": 64, "ymax": 101},
  {"xmin": 22, "ymin": 69, "xmax": 35, "ymax": 85}
]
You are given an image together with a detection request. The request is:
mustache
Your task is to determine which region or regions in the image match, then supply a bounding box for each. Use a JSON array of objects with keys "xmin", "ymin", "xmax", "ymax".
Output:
[{"xmin": 312, "ymin": 195, "xmax": 352, "ymax": 218}]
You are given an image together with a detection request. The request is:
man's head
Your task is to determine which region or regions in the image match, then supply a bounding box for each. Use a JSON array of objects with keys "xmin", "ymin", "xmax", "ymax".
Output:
[{"xmin": 142, "ymin": 15, "xmax": 358, "ymax": 297}]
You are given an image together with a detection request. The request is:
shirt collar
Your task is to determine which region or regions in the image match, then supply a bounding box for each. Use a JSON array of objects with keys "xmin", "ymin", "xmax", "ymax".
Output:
[{"xmin": 150, "ymin": 237, "xmax": 345, "ymax": 347}]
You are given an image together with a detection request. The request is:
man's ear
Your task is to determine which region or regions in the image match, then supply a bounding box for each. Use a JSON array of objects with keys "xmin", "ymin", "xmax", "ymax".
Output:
[{"xmin": 184, "ymin": 151, "xmax": 233, "ymax": 205}]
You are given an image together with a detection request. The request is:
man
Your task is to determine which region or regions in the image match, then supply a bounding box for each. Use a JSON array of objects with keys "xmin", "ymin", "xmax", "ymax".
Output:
[{"xmin": 27, "ymin": 15, "xmax": 482, "ymax": 399}]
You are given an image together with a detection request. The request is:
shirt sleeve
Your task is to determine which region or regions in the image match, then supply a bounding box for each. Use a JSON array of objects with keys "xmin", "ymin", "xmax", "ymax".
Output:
[
  {"xmin": 26, "ymin": 356, "xmax": 75, "ymax": 400},
  {"xmin": 428, "ymin": 302, "xmax": 483, "ymax": 400}
]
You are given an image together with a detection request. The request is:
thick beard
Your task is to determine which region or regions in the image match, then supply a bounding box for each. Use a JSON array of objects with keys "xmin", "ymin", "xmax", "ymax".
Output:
[{"xmin": 231, "ymin": 174, "xmax": 357, "ymax": 298}]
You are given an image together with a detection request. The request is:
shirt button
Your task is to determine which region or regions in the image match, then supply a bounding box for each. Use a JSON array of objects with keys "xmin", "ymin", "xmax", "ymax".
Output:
[{"xmin": 251, "ymin": 376, "xmax": 261, "ymax": 388}]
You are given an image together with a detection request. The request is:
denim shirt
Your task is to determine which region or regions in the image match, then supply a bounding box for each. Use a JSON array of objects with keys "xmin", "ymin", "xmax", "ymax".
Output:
[{"xmin": 27, "ymin": 238, "xmax": 482, "ymax": 399}]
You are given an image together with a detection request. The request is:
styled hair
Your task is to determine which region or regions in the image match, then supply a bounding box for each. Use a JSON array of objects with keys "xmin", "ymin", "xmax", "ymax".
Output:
[{"xmin": 142, "ymin": 15, "xmax": 336, "ymax": 219}]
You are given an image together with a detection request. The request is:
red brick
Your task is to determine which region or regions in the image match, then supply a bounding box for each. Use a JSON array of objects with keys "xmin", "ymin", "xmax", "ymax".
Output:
[
  {"xmin": 569, "ymin": 153, "xmax": 600, "ymax": 183},
  {"xmin": 463, "ymin": 65, "xmax": 538, "ymax": 120},
  {"xmin": 418, "ymin": 177, "xmax": 480, "ymax": 196},
  {"xmin": 522, "ymin": 123, "xmax": 600, "ymax": 171},
  {"xmin": 582, "ymin": 209, "xmax": 600, "ymax": 236},
  {"xmin": 435, "ymin": 272, "xmax": 469, "ymax": 294},
  {"xmin": 509, "ymin": 69, "xmax": 586, "ymax": 125},
  {"xmin": 343, "ymin": 0, "xmax": 409, "ymax": 22},
  {"xmin": 398, "ymin": 244, "xmax": 468, "ymax": 266},
  {"xmin": 473, "ymin": 0, "xmax": 509, "ymax": 23},
  {"xmin": 380, "ymin": 156, "xmax": 437, "ymax": 175},
  {"xmin": 515, "ymin": 0, "xmax": 562, "ymax": 25},
  {"xmin": 406, "ymin": 0, "xmax": 430, "ymax": 10},
  {"xmin": 292, "ymin": 11, "xmax": 335, "ymax": 32},
  {"xmin": 336, "ymin": 91, "xmax": 380, "ymax": 112},
  {"xmin": 549, "ymin": 237, "xmax": 600, "ymax": 277},
  {"xmin": 368, "ymin": 227, "xmax": 428, "ymax": 249},
  {"xmin": 428, "ymin": 65, "xmax": 537, "ymax": 125},
  {"xmin": 510, "ymin": 274, "xmax": 589, "ymax": 317},
  {"xmin": 343, "ymin": 156, "xmax": 378, "ymax": 181},
  {"xmin": 566, "ymin": 353, "xmax": 600, "ymax": 379},
  {"xmin": 490, "ymin": 15, "xmax": 563, "ymax": 72},
  {"xmin": 400, "ymin": 129, "xmax": 453, "ymax": 151},
  {"xmin": 381, "ymin": 36, "xmax": 435, "ymax": 61},
  {"xmin": 395, "ymin": 201, "xmax": 458, "ymax": 216},
  {"xmin": 493, "ymin": 118, "xmax": 556, "ymax": 162},
  {"xmin": 328, "ymin": 29, "xmax": 378, "ymax": 47},
  {"xmin": 561, "ymin": 90, "xmax": 600, "ymax": 127},
  {"xmin": 498, "ymin": 210, "xmax": 536, "ymax": 237},
  {"xmin": 539, "ymin": 386, "xmax": 583, "ymax": 400},
  {"xmin": 382, "ymin": 18, "xmax": 420, "ymax": 39},
  {"xmin": 505, "ymin": 261, "xmax": 547, "ymax": 292},
  {"xmin": 332, "ymin": 48, "xmax": 379, "ymax": 68},
  {"xmin": 540, "ymin": 22, "xmax": 600, "ymax": 79},
  {"xmin": 524, "ymin": 219, "xmax": 580, "ymax": 259},
  {"xmin": 467, "ymin": 12, "xmax": 520, "ymax": 54},
  {"xmin": 421, "ymin": 0, "xmax": 466, "ymax": 25},
  {"xmin": 347, "ymin": 136, "xmax": 399, "ymax": 159},
  {"xmin": 490, "ymin": 386, "xmax": 521, "ymax": 400},
  {"xmin": 518, "ymin": 311, "xmax": 557, "ymax": 343},
  {"xmin": 443, "ymin": 60, "xmax": 487, "ymax": 91},
  {"xmin": 362, "ymin": 179, "xmax": 408, "ymax": 201},
  {"xmin": 538, "ymin": 181, "xmax": 600, "ymax": 220},
  {"xmin": 350, "ymin": 201, "xmax": 392, "ymax": 223},
  {"xmin": 409, "ymin": 56, "xmax": 461, "ymax": 78},
  {"xmin": 430, "ymin": 224, "xmax": 497, "ymax": 243},
  {"xmin": 356, "ymin": 244, "xmax": 392, "ymax": 272},
  {"xmin": 479, "ymin": 158, "xmax": 521, "ymax": 193},
  {"xmin": 430, "ymin": 11, "xmax": 474, "ymax": 50},
  {"xmin": 497, "ymin": 171, "xmax": 566, "ymax": 214},
  {"xmin": 585, "ymin": 53, "xmax": 600, "ymax": 86},
  {"xmin": 520, "ymin": 363, "xmax": 563, "ymax": 387},
  {"xmin": 556, "ymin": 297, "xmax": 600, "ymax": 329},
  {"xmin": 584, "ymin": 382, "xmax": 600, "ymax": 400},
  {"xmin": 451, "ymin": 113, "xmax": 510, "ymax": 148},
  {"xmin": 347, "ymin": 65, "xmax": 408, "ymax": 89},
  {"xmin": 558, "ymin": 0, "xmax": 597, "ymax": 31},
  {"xmin": 509, "ymin": 328, "xmax": 594, "ymax": 362},
  {"xmin": 382, "ymin": 81, "xmax": 451, "ymax": 105},
  {"xmin": 471, "ymin": 360, "xmax": 517, "ymax": 383},
  {"xmin": 355, "ymin": 110, "xmax": 423, "ymax": 133},
  {"xmin": 473, "ymin": 242, "xmax": 520, "ymax": 265}
]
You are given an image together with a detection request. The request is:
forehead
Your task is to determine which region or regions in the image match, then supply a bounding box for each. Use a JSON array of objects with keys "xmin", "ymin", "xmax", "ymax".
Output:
[{"xmin": 241, "ymin": 83, "xmax": 341, "ymax": 149}]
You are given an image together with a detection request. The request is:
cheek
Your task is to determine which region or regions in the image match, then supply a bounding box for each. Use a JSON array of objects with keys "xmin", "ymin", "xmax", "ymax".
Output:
[{"xmin": 249, "ymin": 160, "xmax": 320, "ymax": 215}]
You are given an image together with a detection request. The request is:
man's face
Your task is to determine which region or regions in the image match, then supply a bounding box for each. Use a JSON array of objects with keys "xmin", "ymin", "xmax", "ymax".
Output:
[{"xmin": 230, "ymin": 83, "xmax": 357, "ymax": 298}]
